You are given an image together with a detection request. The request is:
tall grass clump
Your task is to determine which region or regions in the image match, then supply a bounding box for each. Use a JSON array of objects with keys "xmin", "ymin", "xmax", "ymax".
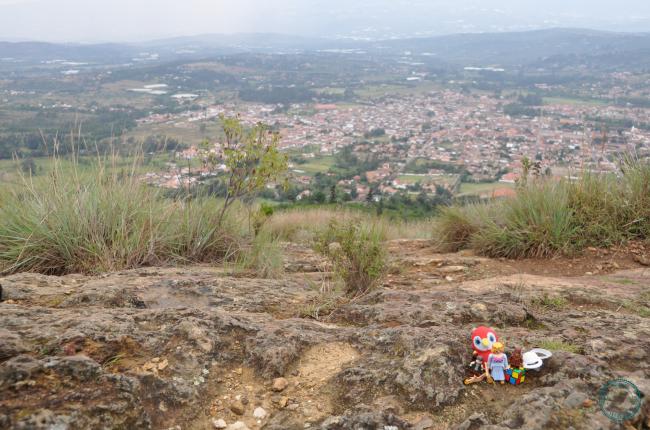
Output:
[
  {"xmin": 433, "ymin": 203, "xmax": 498, "ymax": 252},
  {"xmin": 315, "ymin": 220, "xmax": 387, "ymax": 297},
  {"xmin": 263, "ymin": 207, "xmax": 338, "ymax": 243},
  {"xmin": 617, "ymin": 157, "xmax": 650, "ymax": 239},
  {"xmin": 432, "ymin": 157, "xmax": 650, "ymax": 259},
  {"xmin": 471, "ymin": 182, "xmax": 579, "ymax": 258},
  {"xmin": 566, "ymin": 172, "xmax": 627, "ymax": 247},
  {"xmin": 235, "ymin": 230, "xmax": 284, "ymax": 279},
  {"xmin": 566, "ymin": 157, "xmax": 650, "ymax": 246},
  {"xmin": 172, "ymin": 197, "xmax": 245, "ymax": 263},
  {"xmin": 0, "ymin": 157, "xmax": 246, "ymax": 275}
]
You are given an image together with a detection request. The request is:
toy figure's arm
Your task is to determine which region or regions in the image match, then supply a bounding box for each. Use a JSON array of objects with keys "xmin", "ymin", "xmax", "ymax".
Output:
[
  {"xmin": 504, "ymin": 354, "xmax": 509, "ymax": 369},
  {"xmin": 484, "ymin": 360, "xmax": 493, "ymax": 383},
  {"xmin": 469, "ymin": 351, "xmax": 478, "ymax": 368}
]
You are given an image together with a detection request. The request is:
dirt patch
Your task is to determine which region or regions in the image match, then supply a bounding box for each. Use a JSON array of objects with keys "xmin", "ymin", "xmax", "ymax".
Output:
[
  {"xmin": 295, "ymin": 342, "xmax": 359, "ymax": 387},
  {"xmin": 388, "ymin": 240, "xmax": 648, "ymax": 288}
]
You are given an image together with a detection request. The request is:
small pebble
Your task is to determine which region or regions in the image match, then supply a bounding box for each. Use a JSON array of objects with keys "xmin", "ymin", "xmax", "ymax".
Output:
[
  {"xmin": 253, "ymin": 407, "xmax": 267, "ymax": 419},
  {"xmin": 212, "ymin": 418, "xmax": 227, "ymax": 429},
  {"xmin": 272, "ymin": 377, "xmax": 289, "ymax": 392},
  {"xmin": 230, "ymin": 400, "xmax": 245, "ymax": 415}
]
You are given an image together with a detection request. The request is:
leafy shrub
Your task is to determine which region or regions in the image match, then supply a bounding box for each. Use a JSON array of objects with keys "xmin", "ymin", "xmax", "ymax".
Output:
[
  {"xmin": 315, "ymin": 220, "xmax": 386, "ymax": 297},
  {"xmin": 200, "ymin": 116, "xmax": 288, "ymax": 227}
]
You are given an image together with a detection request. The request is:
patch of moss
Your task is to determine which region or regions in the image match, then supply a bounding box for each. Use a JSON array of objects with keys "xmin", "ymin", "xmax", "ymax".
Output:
[
  {"xmin": 102, "ymin": 353, "xmax": 126, "ymax": 369},
  {"xmin": 530, "ymin": 294, "xmax": 568, "ymax": 310},
  {"xmin": 298, "ymin": 292, "xmax": 344, "ymax": 321},
  {"xmin": 620, "ymin": 293, "xmax": 650, "ymax": 318},
  {"xmin": 538, "ymin": 339, "xmax": 582, "ymax": 354},
  {"xmin": 522, "ymin": 313, "xmax": 546, "ymax": 330},
  {"xmin": 608, "ymin": 277, "xmax": 637, "ymax": 286}
]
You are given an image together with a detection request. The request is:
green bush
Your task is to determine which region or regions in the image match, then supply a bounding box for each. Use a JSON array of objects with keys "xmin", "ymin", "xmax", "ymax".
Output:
[{"xmin": 315, "ymin": 220, "xmax": 386, "ymax": 297}]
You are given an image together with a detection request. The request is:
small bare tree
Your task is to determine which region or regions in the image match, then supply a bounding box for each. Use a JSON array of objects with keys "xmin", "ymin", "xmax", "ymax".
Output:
[{"xmin": 213, "ymin": 116, "xmax": 288, "ymax": 227}]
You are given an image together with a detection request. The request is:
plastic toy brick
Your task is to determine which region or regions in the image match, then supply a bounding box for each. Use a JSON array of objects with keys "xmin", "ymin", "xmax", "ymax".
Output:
[{"xmin": 505, "ymin": 367, "xmax": 526, "ymax": 385}]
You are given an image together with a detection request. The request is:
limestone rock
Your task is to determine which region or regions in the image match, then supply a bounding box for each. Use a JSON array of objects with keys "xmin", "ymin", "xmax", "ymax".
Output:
[
  {"xmin": 230, "ymin": 400, "xmax": 245, "ymax": 415},
  {"xmin": 253, "ymin": 407, "xmax": 267, "ymax": 419},
  {"xmin": 1, "ymin": 254, "xmax": 649, "ymax": 430},
  {"xmin": 225, "ymin": 422, "xmax": 250, "ymax": 430},
  {"xmin": 455, "ymin": 413, "xmax": 489, "ymax": 430},
  {"xmin": 212, "ymin": 418, "xmax": 227, "ymax": 429},
  {"xmin": 437, "ymin": 265, "xmax": 467, "ymax": 274},
  {"xmin": 272, "ymin": 377, "xmax": 289, "ymax": 392}
]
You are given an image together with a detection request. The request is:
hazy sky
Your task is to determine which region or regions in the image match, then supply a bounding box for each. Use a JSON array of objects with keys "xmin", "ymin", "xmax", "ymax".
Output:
[{"xmin": 1, "ymin": 0, "xmax": 650, "ymax": 42}]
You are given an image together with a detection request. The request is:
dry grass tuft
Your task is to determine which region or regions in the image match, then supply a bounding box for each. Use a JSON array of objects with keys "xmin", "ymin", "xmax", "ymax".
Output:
[{"xmin": 264, "ymin": 207, "xmax": 432, "ymax": 243}]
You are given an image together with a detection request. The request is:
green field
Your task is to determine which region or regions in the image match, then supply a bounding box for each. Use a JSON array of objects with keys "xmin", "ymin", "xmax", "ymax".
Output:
[
  {"xmin": 125, "ymin": 121, "xmax": 225, "ymax": 144},
  {"xmin": 396, "ymin": 174, "xmax": 427, "ymax": 184},
  {"xmin": 314, "ymin": 87, "xmax": 346, "ymax": 96},
  {"xmin": 459, "ymin": 181, "xmax": 514, "ymax": 196},
  {"xmin": 543, "ymin": 97, "xmax": 607, "ymax": 106},
  {"xmin": 290, "ymin": 155, "xmax": 334, "ymax": 176},
  {"xmin": 356, "ymin": 81, "xmax": 441, "ymax": 99},
  {"xmin": 0, "ymin": 152, "xmax": 188, "ymax": 185},
  {"xmin": 397, "ymin": 173, "xmax": 458, "ymax": 185}
]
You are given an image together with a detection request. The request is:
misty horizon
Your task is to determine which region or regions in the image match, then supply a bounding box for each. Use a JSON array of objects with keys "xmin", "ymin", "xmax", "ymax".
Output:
[
  {"xmin": 1, "ymin": 0, "xmax": 650, "ymax": 43},
  {"xmin": 4, "ymin": 27, "xmax": 650, "ymax": 46}
]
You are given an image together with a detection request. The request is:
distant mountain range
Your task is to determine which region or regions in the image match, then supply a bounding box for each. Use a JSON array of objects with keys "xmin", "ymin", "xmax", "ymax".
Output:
[
  {"xmin": 0, "ymin": 41, "xmax": 133, "ymax": 63},
  {"xmin": 376, "ymin": 28, "xmax": 650, "ymax": 64},
  {"xmin": 2, "ymin": 28, "xmax": 650, "ymax": 70}
]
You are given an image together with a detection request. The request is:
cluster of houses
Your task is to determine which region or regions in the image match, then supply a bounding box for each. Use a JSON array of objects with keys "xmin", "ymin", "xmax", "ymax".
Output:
[{"xmin": 136, "ymin": 86, "xmax": 650, "ymax": 199}]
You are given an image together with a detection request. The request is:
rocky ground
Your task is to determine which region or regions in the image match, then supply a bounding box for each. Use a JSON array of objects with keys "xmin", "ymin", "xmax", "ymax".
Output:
[{"xmin": 1, "ymin": 240, "xmax": 649, "ymax": 430}]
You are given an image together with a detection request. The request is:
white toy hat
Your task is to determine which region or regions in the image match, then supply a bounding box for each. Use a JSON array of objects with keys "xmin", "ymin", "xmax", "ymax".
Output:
[{"xmin": 523, "ymin": 348, "xmax": 552, "ymax": 369}]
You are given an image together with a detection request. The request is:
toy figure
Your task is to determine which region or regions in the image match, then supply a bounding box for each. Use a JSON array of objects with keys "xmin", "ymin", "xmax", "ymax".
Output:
[
  {"xmin": 469, "ymin": 352, "xmax": 484, "ymax": 374},
  {"xmin": 509, "ymin": 347, "xmax": 523, "ymax": 369},
  {"xmin": 463, "ymin": 326, "xmax": 499, "ymax": 385},
  {"xmin": 505, "ymin": 367, "xmax": 526, "ymax": 385},
  {"xmin": 470, "ymin": 326, "xmax": 498, "ymax": 363},
  {"xmin": 487, "ymin": 342, "xmax": 509, "ymax": 384},
  {"xmin": 522, "ymin": 348, "xmax": 552, "ymax": 370}
]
